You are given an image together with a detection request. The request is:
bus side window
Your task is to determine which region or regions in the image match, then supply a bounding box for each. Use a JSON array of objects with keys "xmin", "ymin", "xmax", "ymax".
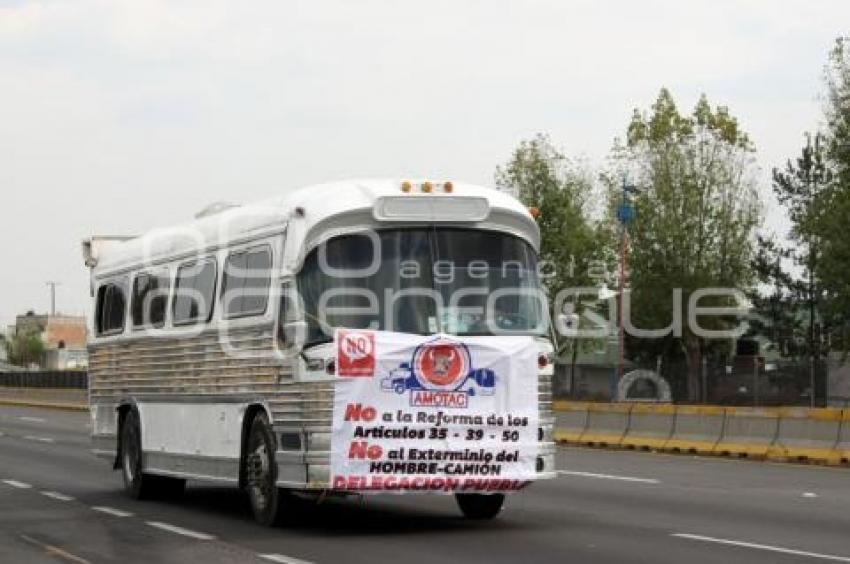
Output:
[
  {"xmin": 131, "ymin": 271, "xmax": 170, "ymax": 329},
  {"xmin": 96, "ymin": 280, "xmax": 127, "ymax": 336},
  {"xmin": 173, "ymin": 259, "xmax": 217, "ymax": 326},
  {"xmin": 222, "ymin": 246, "xmax": 272, "ymax": 319}
]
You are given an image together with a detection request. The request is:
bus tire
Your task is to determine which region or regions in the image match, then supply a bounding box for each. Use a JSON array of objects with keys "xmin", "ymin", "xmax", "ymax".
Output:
[
  {"xmin": 455, "ymin": 493, "xmax": 505, "ymax": 519},
  {"xmin": 244, "ymin": 412, "xmax": 282, "ymax": 526},
  {"xmin": 157, "ymin": 475, "xmax": 187, "ymax": 498},
  {"xmin": 121, "ymin": 409, "xmax": 158, "ymax": 500}
]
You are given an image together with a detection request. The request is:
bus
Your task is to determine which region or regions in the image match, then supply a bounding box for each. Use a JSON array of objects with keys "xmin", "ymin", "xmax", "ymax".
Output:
[{"xmin": 83, "ymin": 179, "xmax": 556, "ymax": 525}]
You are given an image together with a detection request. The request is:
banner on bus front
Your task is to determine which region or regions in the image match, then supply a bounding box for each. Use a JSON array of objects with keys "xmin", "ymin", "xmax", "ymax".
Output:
[{"xmin": 330, "ymin": 329, "xmax": 539, "ymax": 494}]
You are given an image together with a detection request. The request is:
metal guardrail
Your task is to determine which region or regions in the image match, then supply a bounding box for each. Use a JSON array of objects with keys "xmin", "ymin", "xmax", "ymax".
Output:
[{"xmin": 0, "ymin": 371, "xmax": 88, "ymax": 389}]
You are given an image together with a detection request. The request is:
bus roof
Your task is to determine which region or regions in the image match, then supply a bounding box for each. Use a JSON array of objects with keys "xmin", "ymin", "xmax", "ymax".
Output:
[{"xmin": 84, "ymin": 179, "xmax": 539, "ymax": 276}]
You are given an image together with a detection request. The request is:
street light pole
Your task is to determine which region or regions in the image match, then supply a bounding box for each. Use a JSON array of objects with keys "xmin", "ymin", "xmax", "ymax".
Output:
[{"xmin": 45, "ymin": 281, "xmax": 61, "ymax": 316}]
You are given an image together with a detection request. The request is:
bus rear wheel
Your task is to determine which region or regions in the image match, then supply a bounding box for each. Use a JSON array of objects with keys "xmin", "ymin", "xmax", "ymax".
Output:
[
  {"xmin": 455, "ymin": 493, "xmax": 505, "ymax": 519},
  {"xmin": 244, "ymin": 412, "xmax": 283, "ymax": 526},
  {"xmin": 121, "ymin": 409, "xmax": 185, "ymax": 499}
]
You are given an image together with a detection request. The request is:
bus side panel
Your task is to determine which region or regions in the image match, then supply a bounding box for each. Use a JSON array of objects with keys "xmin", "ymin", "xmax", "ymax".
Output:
[
  {"xmin": 87, "ymin": 323, "xmax": 290, "ymax": 481},
  {"xmin": 139, "ymin": 401, "xmax": 246, "ymax": 482},
  {"xmin": 139, "ymin": 402, "xmax": 243, "ymax": 458}
]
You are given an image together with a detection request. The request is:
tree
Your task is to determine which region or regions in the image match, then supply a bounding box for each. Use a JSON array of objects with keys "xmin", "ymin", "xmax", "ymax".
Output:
[
  {"xmin": 5, "ymin": 331, "xmax": 45, "ymax": 368},
  {"xmin": 611, "ymin": 89, "xmax": 761, "ymax": 402},
  {"xmin": 815, "ymin": 36, "xmax": 850, "ymax": 342},
  {"xmin": 772, "ymin": 133, "xmax": 831, "ymax": 357},
  {"xmin": 825, "ymin": 36, "xmax": 850, "ymax": 186},
  {"xmin": 750, "ymin": 234, "xmax": 807, "ymax": 359},
  {"xmin": 496, "ymin": 134, "xmax": 616, "ymax": 386}
]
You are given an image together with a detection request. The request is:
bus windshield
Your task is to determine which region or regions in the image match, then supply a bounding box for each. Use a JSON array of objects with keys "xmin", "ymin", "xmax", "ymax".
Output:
[{"xmin": 297, "ymin": 228, "xmax": 545, "ymax": 346}]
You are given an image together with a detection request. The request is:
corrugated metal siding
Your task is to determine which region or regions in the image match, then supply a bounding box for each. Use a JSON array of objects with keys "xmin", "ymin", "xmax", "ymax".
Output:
[{"xmin": 87, "ymin": 325, "xmax": 291, "ymax": 401}]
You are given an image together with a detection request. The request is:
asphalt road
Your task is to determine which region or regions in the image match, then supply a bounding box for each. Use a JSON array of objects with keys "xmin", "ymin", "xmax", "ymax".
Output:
[{"xmin": 1, "ymin": 405, "xmax": 849, "ymax": 564}]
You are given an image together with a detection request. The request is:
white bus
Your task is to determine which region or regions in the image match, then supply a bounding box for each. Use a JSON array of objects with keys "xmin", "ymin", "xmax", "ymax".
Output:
[{"xmin": 83, "ymin": 179, "xmax": 556, "ymax": 525}]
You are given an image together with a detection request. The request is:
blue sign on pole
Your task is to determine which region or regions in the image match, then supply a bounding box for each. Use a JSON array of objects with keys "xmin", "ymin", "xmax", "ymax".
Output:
[{"xmin": 617, "ymin": 202, "xmax": 635, "ymax": 224}]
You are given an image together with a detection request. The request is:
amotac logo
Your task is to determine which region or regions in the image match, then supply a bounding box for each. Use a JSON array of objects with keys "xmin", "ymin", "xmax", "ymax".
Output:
[
  {"xmin": 379, "ymin": 338, "xmax": 496, "ymax": 408},
  {"xmin": 337, "ymin": 330, "xmax": 376, "ymax": 377}
]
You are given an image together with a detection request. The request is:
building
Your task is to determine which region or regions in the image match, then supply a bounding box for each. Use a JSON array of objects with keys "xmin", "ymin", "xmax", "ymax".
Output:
[{"xmin": 11, "ymin": 311, "xmax": 88, "ymax": 370}]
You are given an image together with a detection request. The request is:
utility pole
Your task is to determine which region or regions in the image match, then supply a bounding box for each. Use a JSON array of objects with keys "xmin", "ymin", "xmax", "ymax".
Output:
[
  {"xmin": 616, "ymin": 177, "xmax": 637, "ymax": 380},
  {"xmin": 618, "ymin": 225, "xmax": 627, "ymax": 379},
  {"xmin": 753, "ymin": 355, "xmax": 759, "ymax": 407},
  {"xmin": 45, "ymin": 281, "xmax": 61, "ymax": 316}
]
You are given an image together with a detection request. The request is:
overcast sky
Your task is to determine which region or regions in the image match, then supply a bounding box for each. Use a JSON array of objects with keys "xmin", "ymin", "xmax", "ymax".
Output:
[{"xmin": 0, "ymin": 0, "xmax": 847, "ymax": 329}]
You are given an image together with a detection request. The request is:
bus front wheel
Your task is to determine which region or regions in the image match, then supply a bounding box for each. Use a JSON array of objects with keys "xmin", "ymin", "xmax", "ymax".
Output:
[
  {"xmin": 244, "ymin": 412, "xmax": 282, "ymax": 526},
  {"xmin": 455, "ymin": 493, "xmax": 505, "ymax": 519}
]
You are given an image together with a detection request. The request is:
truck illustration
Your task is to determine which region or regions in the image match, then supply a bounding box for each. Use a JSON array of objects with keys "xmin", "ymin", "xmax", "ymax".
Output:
[{"xmin": 381, "ymin": 362, "xmax": 496, "ymax": 396}]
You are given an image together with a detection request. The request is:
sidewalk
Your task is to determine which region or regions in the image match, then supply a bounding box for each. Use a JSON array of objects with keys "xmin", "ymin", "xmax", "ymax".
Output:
[{"xmin": 0, "ymin": 387, "xmax": 88, "ymax": 411}]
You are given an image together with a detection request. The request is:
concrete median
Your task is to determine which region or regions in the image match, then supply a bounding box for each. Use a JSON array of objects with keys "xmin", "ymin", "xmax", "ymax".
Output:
[
  {"xmin": 713, "ymin": 407, "xmax": 779, "ymax": 458},
  {"xmin": 578, "ymin": 403, "xmax": 631, "ymax": 447},
  {"xmin": 663, "ymin": 405, "xmax": 725, "ymax": 454},
  {"xmin": 553, "ymin": 402, "xmax": 850, "ymax": 468},
  {"xmin": 766, "ymin": 408, "xmax": 842, "ymax": 464},
  {"xmin": 619, "ymin": 403, "xmax": 675, "ymax": 450},
  {"xmin": 553, "ymin": 401, "xmax": 589, "ymax": 444},
  {"xmin": 0, "ymin": 387, "xmax": 88, "ymax": 411}
]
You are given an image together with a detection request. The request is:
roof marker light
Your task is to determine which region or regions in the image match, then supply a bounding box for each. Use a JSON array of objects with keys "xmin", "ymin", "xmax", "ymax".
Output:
[
  {"xmin": 401, "ymin": 180, "xmax": 412, "ymax": 193},
  {"xmin": 422, "ymin": 181, "xmax": 433, "ymax": 193},
  {"xmin": 444, "ymin": 181, "xmax": 454, "ymax": 193}
]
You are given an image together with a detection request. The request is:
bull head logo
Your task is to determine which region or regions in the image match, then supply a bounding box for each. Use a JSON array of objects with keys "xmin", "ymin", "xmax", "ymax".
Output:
[{"xmin": 428, "ymin": 347, "xmax": 456, "ymax": 377}]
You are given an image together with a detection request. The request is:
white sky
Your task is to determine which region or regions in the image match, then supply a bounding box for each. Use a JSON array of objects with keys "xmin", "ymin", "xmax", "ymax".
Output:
[{"xmin": 0, "ymin": 0, "xmax": 847, "ymax": 329}]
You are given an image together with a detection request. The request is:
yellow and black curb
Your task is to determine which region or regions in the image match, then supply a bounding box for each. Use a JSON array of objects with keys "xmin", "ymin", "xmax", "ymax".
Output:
[{"xmin": 554, "ymin": 401, "xmax": 850, "ymax": 466}]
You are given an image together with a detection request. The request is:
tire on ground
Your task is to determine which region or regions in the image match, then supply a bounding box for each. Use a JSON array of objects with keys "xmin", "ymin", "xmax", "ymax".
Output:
[
  {"xmin": 120, "ymin": 408, "xmax": 186, "ymax": 500},
  {"xmin": 243, "ymin": 411, "xmax": 284, "ymax": 526},
  {"xmin": 455, "ymin": 493, "xmax": 505, "ymax": 519}
]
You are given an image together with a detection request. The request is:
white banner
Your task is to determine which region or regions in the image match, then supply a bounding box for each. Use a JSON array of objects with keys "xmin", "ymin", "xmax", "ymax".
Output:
[{"xmin": 331, "ymin": 329, "xmax": 539, "ymax": 494}]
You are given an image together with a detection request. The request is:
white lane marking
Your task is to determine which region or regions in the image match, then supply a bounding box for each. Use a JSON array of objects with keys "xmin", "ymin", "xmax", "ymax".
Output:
[
  {"xmin": 803, "ymin": 492, "xmax": 819, "ymax": 498},
  {"xmin": 259, "ymin": 554, "xmax": 315, "ymax": 564},
  {"xmin": 42, "ymin": 491, "xmax": 75, "ymax": 502},
  {"xmin": 92, "ymin": 506, "xmax": 133, "ymax": 517},
  {"xmin": 672, "ymin": 533, "xmax": 850, "ymax": 562},
  {"xmin": 24, "ymin": 436, "xmax": 55, "ymax": 443},
  {"xmin": 2, "ymin": 479, "xmax": 32, "ymax": 489},
  {"xmin": 146, "ymin": 521, "xmax": 216, "ymax": 540},
  {"xmin": 557, "ymin": 470, "xmax": 660, "ymax": 484},
  {"xmin": 19, "ymin": 416, "xmax": 46, "ymax": 423}
]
